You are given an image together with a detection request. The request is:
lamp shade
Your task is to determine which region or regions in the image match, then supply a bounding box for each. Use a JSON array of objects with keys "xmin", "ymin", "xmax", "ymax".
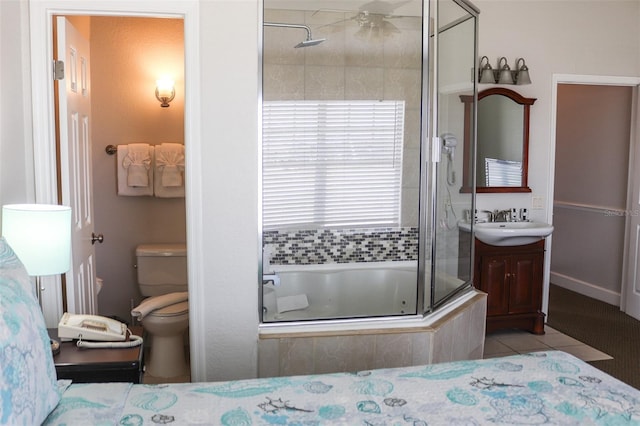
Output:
[
  {"xmin": 1, "ymin": 204, "xmax": 72, "ymax": 276},
  {"xmin": 498, "ymin": 66, "xmax": 514, "ymax": 84},
  {"xmin": 515, "ymin": 58, "xmax": 531, "ymax": 85}
]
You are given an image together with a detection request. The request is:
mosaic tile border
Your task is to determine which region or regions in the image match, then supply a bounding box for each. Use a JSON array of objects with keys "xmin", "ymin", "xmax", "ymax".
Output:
[{"xmin": 263, "ymin": 227, "xmax": 419, "ymax": 265}]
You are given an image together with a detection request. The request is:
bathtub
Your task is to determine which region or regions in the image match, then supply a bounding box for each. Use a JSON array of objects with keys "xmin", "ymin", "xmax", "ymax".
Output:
[
  {"xmin": 262, "ymin": 261, "xmax": 418, "ymax": 322},
  {"xmin": 258, "ymin": 261, "xmax": 483, "ymax": 377}
]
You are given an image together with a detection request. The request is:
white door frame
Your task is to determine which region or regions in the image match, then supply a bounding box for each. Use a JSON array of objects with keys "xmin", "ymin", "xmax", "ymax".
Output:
[
  {"xmin": 29, "ymin": 0, "xmax": 205, "ymax": 381},
  {"xmin": 547, "ymin": 74, "xmax": 640, "ymax": 314}
]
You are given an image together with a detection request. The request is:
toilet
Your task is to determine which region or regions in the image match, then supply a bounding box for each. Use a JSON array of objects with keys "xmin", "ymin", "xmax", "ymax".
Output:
[{"xmin": 134, "ymin": 243, "xmax": 189, "ymax": 378}]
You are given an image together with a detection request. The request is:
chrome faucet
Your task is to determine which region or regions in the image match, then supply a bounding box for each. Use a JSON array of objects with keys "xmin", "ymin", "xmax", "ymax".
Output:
[
  {"xmin": 494, "ymin": 209, "xmax": 512, "ymax": 222},
  {"xmin": 262, "ymin": 273, "xmax": 281, "ymax": 286},
  {"xmin": 481, "ymin": 209, "xmax": 512, "ymax": 222},
  {"xmin": 481, "ymin": 210, "xmax": 496, "ymax": 222}
]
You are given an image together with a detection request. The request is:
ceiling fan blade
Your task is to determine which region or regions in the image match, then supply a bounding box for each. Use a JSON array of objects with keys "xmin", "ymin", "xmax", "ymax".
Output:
[{"xmin": 358, "ymin": 0, "xmax": 413, "ymax": 15}]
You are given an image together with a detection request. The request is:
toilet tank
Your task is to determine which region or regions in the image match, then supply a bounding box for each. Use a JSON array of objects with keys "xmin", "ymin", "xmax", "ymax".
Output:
[{"xmin": 136, "ymin": 243, "xmax": 187, "ymax": 297}]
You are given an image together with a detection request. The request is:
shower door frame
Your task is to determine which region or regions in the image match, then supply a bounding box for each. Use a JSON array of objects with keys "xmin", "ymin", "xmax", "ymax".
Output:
[
  {"xmin": 259, "ymin": 0, "xmax": 479, "ymax": 323},
  {"xmin": 422, "ymin": 0, "xmax": 479, "ymax": 315}
]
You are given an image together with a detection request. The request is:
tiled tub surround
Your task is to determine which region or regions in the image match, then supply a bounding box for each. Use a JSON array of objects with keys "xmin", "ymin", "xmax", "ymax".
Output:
[
  {"xmin": 263, "ymin": 227, "xmax": 419, "ymax": 265},
  {"xmin": 258, "ymin": 290, "xmax": 486, "ymax": 377}
]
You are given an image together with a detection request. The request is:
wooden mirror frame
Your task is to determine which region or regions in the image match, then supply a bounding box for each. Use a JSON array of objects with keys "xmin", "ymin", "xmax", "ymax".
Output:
[{"xmin": 460, "ymin": 87, "xmax": 536, "ymax": 193}]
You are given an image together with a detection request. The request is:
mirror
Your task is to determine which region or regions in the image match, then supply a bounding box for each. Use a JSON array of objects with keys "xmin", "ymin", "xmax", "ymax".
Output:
[{"xmin": 460, "ymin": 88, "xmax": 536, "ymax": 193}]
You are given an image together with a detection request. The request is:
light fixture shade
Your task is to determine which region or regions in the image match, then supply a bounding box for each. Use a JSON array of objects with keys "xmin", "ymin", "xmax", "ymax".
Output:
[
  {"xmin": 479, "ymin": 67, "xmax": 495, "ymax": 84},
  {"xmin": 517, "ymin": 68, "xmax": 531, "ymax": 85},
  {"xmin": 498, "ymin": 69, "xmax": 514, "ymax": 84},
  {"xmin": 1, "ymin": 204, "xmax": 72, "ymax": 276},
  {"xmin": 478, "ymin": 56, "xmax": 495, "ymax": 84},
  {"xmin": 497, "ymin": 58, "xmax": 514, "ymax": 84},
  {"xmin": 155, "ymin": 78, "xmax": 175, "ymax": 108},
  {"xmin": 516, "ymin": 58, "xmax": 531, "ymax": 85}
]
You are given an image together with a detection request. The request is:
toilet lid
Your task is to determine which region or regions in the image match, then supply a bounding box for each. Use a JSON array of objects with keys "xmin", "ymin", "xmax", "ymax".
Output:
[{"xmin": 149, "ymin": 301, "xmax": 189, "ymax": 317}]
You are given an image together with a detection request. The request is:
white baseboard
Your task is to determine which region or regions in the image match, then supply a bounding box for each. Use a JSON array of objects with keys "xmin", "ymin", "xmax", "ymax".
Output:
[{"xmin": 550, "ymin": 272, "xmax": 620, "ymax": 307}]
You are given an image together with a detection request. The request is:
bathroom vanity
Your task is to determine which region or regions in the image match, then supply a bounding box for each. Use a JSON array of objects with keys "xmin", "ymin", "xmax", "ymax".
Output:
[{"xmin": 473, "ymin": 238, "xmax": 545, "ymax": 335}]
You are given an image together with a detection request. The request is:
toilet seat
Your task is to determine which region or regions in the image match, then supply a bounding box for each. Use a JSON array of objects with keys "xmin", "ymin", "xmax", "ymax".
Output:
[{"xmin": 148, "ymin": 301, "xmax": 189, "ymax": 318}]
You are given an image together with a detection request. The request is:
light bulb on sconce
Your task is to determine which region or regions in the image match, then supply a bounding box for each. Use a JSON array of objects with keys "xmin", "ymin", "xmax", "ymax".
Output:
[{"xmin": 155, "ymin": 78, "xmax": 175, "ymax": 108}]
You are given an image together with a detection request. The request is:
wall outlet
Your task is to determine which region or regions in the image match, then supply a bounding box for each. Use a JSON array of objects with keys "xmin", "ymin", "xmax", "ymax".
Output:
[{"xmin": 532, "ymin": 195, "xmax": 544, "ymax": 210}]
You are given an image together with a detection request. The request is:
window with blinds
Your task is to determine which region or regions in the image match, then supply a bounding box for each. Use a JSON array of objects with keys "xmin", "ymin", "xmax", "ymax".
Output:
[
  {"xmin": 485, "ymin": 157, "xmax": 522, "ymax": 186},
  {"xmin": 262, "ymin": 100, "xmax": 405, "ymax": 230}
]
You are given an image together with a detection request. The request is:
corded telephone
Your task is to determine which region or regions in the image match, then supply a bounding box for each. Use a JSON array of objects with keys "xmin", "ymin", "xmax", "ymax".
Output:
[{"xmin": 58, "ymin": 312, "xmax": 143, "ymax": 348}]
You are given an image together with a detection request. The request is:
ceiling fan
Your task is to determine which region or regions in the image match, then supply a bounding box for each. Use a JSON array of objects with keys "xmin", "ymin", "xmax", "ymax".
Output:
[{"xmin": 314, "ymin": 1, "xmax": 417, "ymax": 39}]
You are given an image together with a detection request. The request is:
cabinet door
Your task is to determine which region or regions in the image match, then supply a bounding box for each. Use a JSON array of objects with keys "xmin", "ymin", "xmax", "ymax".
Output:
[
  {"xmin": 479, "ymin": 255, "xmax": 510, "ymax": 316},
  {"xmin": 508, "ymin": 252, "xmax": 544, "ymax": 314}
]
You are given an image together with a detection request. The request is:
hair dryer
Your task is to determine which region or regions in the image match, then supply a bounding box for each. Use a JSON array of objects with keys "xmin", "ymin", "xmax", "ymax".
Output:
[
  {"xmin": 441, "ymin": 133, "xmax": 458, "ymax": 161},
  {"xmin": 440, "ymin": 133, "xmax": 458, "ymax": 186}
]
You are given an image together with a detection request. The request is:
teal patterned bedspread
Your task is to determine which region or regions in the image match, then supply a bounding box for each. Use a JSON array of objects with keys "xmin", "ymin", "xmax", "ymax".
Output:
[{"xmin": 44, "ymin": 350, "xmax": 640, "ymax": 425}]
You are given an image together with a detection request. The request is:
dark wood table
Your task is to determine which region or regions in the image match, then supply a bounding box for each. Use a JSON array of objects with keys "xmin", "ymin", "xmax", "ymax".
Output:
[{"xmin": 48, "ymin": 327, "xmax": 144, "ymax": 383}]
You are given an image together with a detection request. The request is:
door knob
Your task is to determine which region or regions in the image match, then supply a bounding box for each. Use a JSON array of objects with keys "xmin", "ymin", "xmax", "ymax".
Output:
[{"xmin": 91, "ymin": 233, "xmax": 104, "ymax": 245}]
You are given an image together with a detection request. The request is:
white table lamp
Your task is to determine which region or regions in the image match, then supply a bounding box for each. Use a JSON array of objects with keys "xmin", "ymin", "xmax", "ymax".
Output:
[{"xmin": 2, "ymin": 204, "xmax": 72, "ymax": 302}]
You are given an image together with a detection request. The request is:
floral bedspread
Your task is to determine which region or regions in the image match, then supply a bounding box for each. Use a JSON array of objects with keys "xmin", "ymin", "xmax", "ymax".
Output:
[{"xmin": 44, "ymin": 350, "xmax": 640, "ymax": 425}]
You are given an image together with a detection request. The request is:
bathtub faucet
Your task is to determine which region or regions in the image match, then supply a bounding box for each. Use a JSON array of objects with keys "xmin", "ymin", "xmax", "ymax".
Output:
[{"xmin": 262, "ymin": 273, "xmax": 281, "ymax": 286}]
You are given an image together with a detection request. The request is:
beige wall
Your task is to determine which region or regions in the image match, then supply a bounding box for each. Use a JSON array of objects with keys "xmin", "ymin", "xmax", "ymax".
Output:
[{"xmin": 89, "ymin": 17, "xmax": 186, "ymax": 321}]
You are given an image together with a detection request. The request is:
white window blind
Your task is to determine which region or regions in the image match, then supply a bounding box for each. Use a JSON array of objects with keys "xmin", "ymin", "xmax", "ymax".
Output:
[
  {"xmin": 485, "ymin": 157, "xmax": 522, "ymax": 186},
  {"xmin": 263, "ymin": 100, "xmax": 405, "ymax": 230}
]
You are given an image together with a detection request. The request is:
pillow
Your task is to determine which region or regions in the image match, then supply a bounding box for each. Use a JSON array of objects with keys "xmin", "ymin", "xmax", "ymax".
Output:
[{"xmin": 0, "ymin": 237, "xmax": 61, "ymax": 424}]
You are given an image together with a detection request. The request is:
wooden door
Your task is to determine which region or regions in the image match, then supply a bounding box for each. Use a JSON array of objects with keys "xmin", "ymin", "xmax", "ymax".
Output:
[
  {"xmin": 479, "ymin": 254, "xmax": 510, "ymax": 316},
  {"xmin": 509, "ymin": 252, "xmax": 544, "ymax": 314}
]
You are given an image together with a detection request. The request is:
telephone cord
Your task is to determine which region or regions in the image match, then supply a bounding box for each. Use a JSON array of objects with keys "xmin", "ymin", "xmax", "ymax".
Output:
[{"xmin": 75, "ymin": 332, "xmax": 143, "ymax": 349}]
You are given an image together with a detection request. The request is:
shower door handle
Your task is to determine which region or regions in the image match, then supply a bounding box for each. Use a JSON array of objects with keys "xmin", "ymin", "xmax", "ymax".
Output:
[{"xmin": 91, "ymin": 232, "xmax": 104, "ymax": 245}]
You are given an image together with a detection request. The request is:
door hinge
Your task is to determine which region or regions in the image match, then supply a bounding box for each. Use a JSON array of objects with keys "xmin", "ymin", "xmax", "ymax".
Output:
[{"xmin": 53, "ymin": 60, "xmax": 64, "ymax": 80}]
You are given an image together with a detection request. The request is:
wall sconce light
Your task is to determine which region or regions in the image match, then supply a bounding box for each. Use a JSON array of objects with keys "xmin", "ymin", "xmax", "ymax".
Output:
[
  {"xmin": 155, "ymin": 78, "xmax": 175, "ymax": 108},
  {"xmin": 478, "ymin": 56, "xmax": 531, "ymax": 85}
]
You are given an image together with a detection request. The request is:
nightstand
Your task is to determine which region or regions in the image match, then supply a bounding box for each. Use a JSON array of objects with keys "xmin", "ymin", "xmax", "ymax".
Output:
[{"xmin": 48, "ymin": 327, "xmax": 144, "ymax": 384}]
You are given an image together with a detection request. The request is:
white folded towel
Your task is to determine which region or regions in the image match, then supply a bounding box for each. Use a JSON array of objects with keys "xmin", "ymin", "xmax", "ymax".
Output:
[
  {"xmin": 117, "ymin": 145, "xmax": 154, "ymax": 196},
  {"xmin": 131, "ymin": 291, "xmax": 188, "ymax": 320},
  {"xmin": 276, "ymin": 294, "xmax": 309, "ymax": 314},
  {"xmin": 155, "ymin": 143, "xmax": 185, "ymax": 187},
  {"xmin": 122, "ymin": 143, "xmax": 152, "ymax": 187}
]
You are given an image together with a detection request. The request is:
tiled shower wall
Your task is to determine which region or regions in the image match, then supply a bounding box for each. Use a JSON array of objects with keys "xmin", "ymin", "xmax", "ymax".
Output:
[
  {"xmin": 263, "ymin": 8, "xmax": 422, "ymax": 228},
  {"xmin": 264, "ymin": 227, "xmax": 419, "ymax": 264}
]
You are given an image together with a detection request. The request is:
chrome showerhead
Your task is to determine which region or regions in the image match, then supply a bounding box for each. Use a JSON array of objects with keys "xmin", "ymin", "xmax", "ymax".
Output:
[
  {"xmin": 294, "ymin": 37, "xmax": 326, "ymax": 48},
  {"xmin": 264, "ymin": 22, "xmax": 326, "ymax": 48}
]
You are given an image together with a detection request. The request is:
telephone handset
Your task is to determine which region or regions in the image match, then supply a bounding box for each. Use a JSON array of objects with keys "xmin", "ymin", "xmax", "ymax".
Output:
[{"xmin": 58, "ymin": 312, "xmax": 143, "ymax": 348}]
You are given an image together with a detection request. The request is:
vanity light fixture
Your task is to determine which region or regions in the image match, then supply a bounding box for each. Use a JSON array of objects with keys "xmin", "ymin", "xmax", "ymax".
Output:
[
  {"xmin": 478, "ymin": 56, "xmax": 531, "ymax": 85},
  {"xmin": 155, "ymin": 78, "xmax": 175, "ymax": 108}
]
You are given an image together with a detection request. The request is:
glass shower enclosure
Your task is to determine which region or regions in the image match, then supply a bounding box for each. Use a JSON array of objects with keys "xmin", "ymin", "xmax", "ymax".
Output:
[{"xmin": 260, "ymin": 0, "xmax": 478, "ymax": 323}]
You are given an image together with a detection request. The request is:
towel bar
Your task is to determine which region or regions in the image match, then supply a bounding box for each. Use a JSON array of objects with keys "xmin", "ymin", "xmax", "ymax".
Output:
[{"xmin": 105, "ymin": 145, "xmax": 117, "ymax": 155}]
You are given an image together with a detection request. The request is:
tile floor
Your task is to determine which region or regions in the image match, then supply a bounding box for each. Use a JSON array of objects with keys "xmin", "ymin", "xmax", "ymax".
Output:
[{"xmin": 483, "ymin": 325, "xmax": 613, "ymax": 362}]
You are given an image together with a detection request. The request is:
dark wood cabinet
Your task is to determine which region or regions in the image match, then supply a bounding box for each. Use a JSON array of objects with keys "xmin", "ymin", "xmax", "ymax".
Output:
[{"xmin": 474, "ymin": 239, "xmax": 545, "ymax": 334}]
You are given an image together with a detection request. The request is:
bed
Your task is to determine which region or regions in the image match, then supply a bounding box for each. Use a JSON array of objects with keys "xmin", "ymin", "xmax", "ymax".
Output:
[{"xmin": 2, "ymin": 237, "xmax": 640, "ymax": 425}]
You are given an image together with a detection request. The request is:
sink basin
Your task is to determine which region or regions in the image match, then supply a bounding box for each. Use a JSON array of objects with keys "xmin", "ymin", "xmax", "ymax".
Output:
[{"xmin": 470, "ymin": 221, "xmax": 554, "ymax": 246}]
